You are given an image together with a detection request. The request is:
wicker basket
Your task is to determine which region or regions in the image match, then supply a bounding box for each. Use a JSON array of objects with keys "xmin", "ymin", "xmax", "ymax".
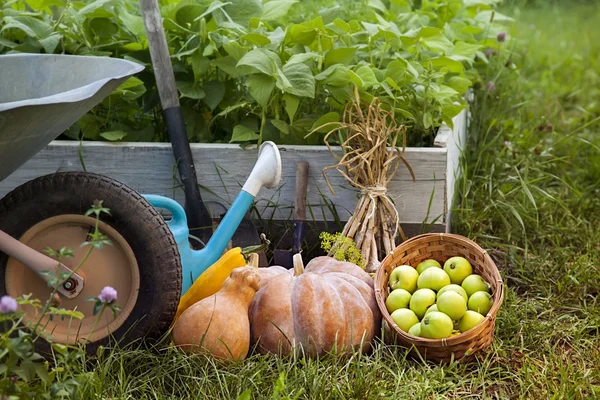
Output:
[{"xmin": 374, "ymin": 233, "xmax": 504, "ymax": 363}]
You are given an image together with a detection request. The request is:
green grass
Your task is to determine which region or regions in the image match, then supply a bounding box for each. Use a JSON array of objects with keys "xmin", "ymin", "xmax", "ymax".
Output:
[{"xmin": 8, "ymin": 2, "xmax": 600, "ymax": 398}]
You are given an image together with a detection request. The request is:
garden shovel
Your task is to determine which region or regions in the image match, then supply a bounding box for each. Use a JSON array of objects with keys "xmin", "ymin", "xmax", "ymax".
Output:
[
  {"xmin": 139, "ymin": 0, "xmax": 263, "ymax": 255},
  {"xmin": 274, "ymin": 161, "xmax": 309, "ymax": 268}
]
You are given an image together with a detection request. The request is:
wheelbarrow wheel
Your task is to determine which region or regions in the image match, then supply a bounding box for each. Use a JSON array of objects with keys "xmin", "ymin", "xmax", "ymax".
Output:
[{"xmin": 0, "ymin": 172, "xmax": 182, "ymax": 355}]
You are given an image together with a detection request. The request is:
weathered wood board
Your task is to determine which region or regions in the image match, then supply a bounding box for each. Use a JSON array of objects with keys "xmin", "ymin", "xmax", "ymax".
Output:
[{"xmin": 0, "ymin": 109, "xmax": 467, "ymax": 230}]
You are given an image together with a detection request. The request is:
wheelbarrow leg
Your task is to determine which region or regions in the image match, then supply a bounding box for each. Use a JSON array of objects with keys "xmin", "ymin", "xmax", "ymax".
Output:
[{"xmin": 0, "ymin": 229, "xmax": 84, "ymax": 298}]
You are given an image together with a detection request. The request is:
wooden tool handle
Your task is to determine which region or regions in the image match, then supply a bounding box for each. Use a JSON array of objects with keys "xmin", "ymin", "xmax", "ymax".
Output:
[
  {"xmin": 294, "ymin": 161, "xmax": 309, "ymax": 222},
  {"xmin": 139, "ymin": 0, "xmax": 179, "ymax": 110}
]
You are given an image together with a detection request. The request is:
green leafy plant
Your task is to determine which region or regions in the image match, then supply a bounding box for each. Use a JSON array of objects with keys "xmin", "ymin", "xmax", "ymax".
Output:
[{"xmin": 0, "ymin": 0, "xmax": 511, "ymax": 146}]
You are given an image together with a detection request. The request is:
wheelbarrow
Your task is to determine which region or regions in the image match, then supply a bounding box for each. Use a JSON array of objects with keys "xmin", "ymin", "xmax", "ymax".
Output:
[{"xmin": 0, "ymin": 53, "xmax": 281, "ymax": 354}]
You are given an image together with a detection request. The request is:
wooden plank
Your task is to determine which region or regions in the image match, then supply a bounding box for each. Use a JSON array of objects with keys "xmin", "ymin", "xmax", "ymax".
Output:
[
  {"xmin": 0, "ymin": 141, "xmax": 447, "ymax": 224},
  {"xmin": 434, "ymin": 108, "xmax": 468, "ymax": 232}
]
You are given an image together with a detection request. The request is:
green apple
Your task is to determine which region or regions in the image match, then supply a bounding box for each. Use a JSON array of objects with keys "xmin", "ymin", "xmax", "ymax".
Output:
[
  {"xmin": 390, "ymin": 308, "xmax": 419, "ymax": 332},
  {"xmin": 425, "ymin": 304, "xmax": 438, "ymax": 315},
  {"xmin": 416, "ymin": 259, "xmax": 441, "ymax": 274},
  {"xmin": 408, "ymin": 322, "xmax": 421, "ymax": 337},
  {"xmin": 468, "ymin": 291, "xmax": 494, "ymax": 315},
  {"xmin": 443, "ymin": 256, "xmax": 473, "ymax": 284},
  {"xmin": 437, "ymin": 284, "xmax": 468, "ymax": 303},
  {"xmin": 461, "ymin": 274, "xmax": 491, "ymax": 297},
  {"xmin": 436, "ymin": 291, "xmax": 467, "ymax": 321},
  {"xmin": 409, "ymin": 288, "xmax": 436, "ymax": 319},
  {"xmin": 417, "ymin": 268, "xmax": 451, "ymax": 292},
  {"xmin": 420, "ymin": 311, "xmax": 454, "ymax": 339},
  {"xmin": 458, "ymin": 310, "xmax": 485, "ymax": 333},
  {"xmin": 388, "ymin": 265, "xmax": 419, "ymax": 293},
  {"xmin": 385, "ymin": 289, "xmax": 412, "ymax": 313}
]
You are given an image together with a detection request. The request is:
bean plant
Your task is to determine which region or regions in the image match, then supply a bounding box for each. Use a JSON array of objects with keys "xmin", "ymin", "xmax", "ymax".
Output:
[{"xmin": 0, "ymin": 0, "xmax": 511, "ymax": 147}]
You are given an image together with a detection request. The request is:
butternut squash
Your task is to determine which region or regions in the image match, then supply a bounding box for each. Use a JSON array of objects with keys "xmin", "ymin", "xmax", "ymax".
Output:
[{"xmin": 172, "ymin": 266, "xmax": 261, "ymax": 360}]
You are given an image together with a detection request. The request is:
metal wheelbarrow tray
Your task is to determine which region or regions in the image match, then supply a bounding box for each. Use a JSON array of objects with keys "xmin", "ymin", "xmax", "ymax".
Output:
[{"xmin": 0, "ymin": 53, "xmax": 144, "ymax": 182}]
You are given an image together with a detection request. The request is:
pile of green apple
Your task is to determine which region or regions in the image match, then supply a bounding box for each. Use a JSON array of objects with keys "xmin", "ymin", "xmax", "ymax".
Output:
[{"xmin": 385, "ymin": 257, "xmax": 494, "ymax": 339}]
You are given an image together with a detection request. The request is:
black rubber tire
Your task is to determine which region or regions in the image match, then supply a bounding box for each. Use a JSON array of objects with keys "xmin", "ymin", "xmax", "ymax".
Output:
[{"xmin": 0, "ymin": 172, "xmax": 182, "ymax": 355}]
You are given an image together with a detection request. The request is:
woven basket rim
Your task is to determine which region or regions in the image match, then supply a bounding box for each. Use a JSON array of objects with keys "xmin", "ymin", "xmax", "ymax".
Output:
[{"xmin": 374, "ymin": 233, "xmax": 504, "ymax": 349}]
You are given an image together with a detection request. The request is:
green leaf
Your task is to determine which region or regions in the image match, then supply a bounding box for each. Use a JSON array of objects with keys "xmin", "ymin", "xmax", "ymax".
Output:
[
  {"xmin": 311, "ymin": 112, "xmax": 340, "ymax": 133},
  {"xmin": 237, "ymin": 48, "xmax": 280, "ymax": 76},
  {"xmin": 317, "ymin": 65, "xmax": 350, "ymax": 87},
  {"xmin": 355, "ymin": 65, "xmax": 378, "ymax": 88},
  {"xmin": 177, "ymin": 81, "xmax": 206, "ymax": 100},
  {"xmin": 34, "ymin": 363, "xmax": 50, "ymax": 384},
  {"xmin": 385, "ymin": 59, "xmax": 407, "ymax": 82},
  {"xmin": 271, "ymin": 119, "xmax": 290, "ymax": 134},
  {"xmin": 475, "ymin": 10, "xmax": 515, "ymax": 23},
  {"xmin": 423, "ymin": 112, "xmax": 434, "ymax": 129},
  {"xmin": 118, "ymin": 9, "xmax": 145, "ymax": 38},
  {"xmin": 100, "ymin": 131, "xmax": 127, "ymax": 141},
  {"xmin": 287, "ymin": 52, "xmax": 318, "ymax": 65},
  {"xmin": 230, "ymin": 125, "xmax": 259, "ymax": 143},
  {"xmin": 362, "ymin": 21, "xmax": 380, "ymax": 37},
  {"xmin": 238, "ymin": 389, "xmax": 252, "ymax": 400},
  {"xmin": 223, "ymin": 41, "xmax": 247, "ymax": 60},
  {"xmin": 323, "ymin": 47, "xmax": 357, "ymax": 68},
  {"xmin": 246, "ymin": 74, "xmax": 275, "ymax": 108},
  {"xmin": 78, "ymin": 0, "xmax": 111, "ymax": 16},
  {"xmin": 279, "ymin": 62, "xmax": 316, "ymax": 98},
  {"xmin": 430, "ymin": 84, "xmax": 459, "ymax": 102},
  {"xmin": 214, "ymin": 55, "xmax": 241, "ymax": 78},
  {"xmin": 347, "ymin": 70, "xmax": 364, "ymax": 88},
  {"xmin": 422, "ymin": 35, "xmax": 453, "ymax": 53},
  {"xmin": 368, "ymin": 0, "xmax": 388, "ymax": 13},
  {"xmin": 1, "ymin": 16, "xmax": 53, "ymax": 38},
  {"xmin": 89, "ymin": 18, "xmax": 118, "ymax": 37},
  {"xmin": 203, "ymin": 80, "xmax": 226, "ymax": 110},
  {"xmin": 240, "ymin": 32, "xmax": 271, "ymax": 45},
  {"xmin": 191, "ymin": 53, "xmax": 211, "ymax": 80},
  {"xmin": 47, "ymin": 308, "xmax": 85, "ymax": 319},
  {"xmin": 283, "ymin": 94, "xmax": 300, "ymax": 123},
  {"xmin": 262, "ymin": 0, "xmax": 298, "ymax": 21},
  {"xmin": 449, "ymin": 41, "xmax": 482, "ymax": 63},
  {"xmin": 447, "ymin": 76, "xmax": 472, "ymax": 94},
  {"xmin": 78, "ymin": 115, "xmax": 100, "ymax": 140},
  {"xmin": 442, "ymin": 103, "xmax": 465, "ymax": 120},
  {"xmin": 427, "ymin": 56, "xmax": 465, "ymax": 73},
  {"xmin": 213, "ymin": 0, "xmax": 263, "ymax": 27},
  {"xmin": 333, "ymin": 18, "xmax": 351, "ymax": 33},
  {"xmin": 287, "ymin": 26, "xmax": 317, "ymax": 45},
  {"xmin": 39, "ymin": 33, "xmax": 61, "ymax": 53}
]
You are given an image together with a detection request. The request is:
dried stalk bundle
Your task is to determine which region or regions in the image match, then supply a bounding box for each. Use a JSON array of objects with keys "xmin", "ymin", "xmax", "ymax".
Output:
[{"xmin": 312, "ymin": 89, "xmax": 415, "ymax": 272}]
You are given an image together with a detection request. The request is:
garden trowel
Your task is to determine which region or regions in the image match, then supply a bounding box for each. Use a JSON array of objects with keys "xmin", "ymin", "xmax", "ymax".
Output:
[{"xmin": 274, "ymin": 161, "xmax": 309, "ymax": 268}]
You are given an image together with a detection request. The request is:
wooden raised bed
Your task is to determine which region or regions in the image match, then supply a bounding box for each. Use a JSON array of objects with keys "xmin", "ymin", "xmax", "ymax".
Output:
[{"xmin": 0, "ymin": 109, "xmax": 467, "ymax": 237}]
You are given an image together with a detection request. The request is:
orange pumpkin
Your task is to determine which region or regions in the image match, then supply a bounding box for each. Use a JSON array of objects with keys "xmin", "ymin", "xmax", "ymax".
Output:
[{"xmin": 249, "ymin": 254, "xmax": 381, "ymax": 357}]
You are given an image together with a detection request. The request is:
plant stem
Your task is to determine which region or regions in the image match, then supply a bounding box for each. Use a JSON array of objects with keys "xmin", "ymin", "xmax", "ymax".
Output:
[
  {"xmin": 259, "ymin": 108, "xmax": 266, "ymax": 145},
  {"xmin": 85, "ymin": 304, "xmax": 107, "ymax": 345}
]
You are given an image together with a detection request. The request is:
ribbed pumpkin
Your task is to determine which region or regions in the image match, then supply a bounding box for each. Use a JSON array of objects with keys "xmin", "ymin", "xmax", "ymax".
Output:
[{"xmin": 249, "ymin": 254, "xmax": 381, "ymax": 357}]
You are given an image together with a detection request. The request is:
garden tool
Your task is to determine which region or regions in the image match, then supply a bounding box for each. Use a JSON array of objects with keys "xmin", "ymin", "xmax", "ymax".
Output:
[
  {"xmin": 144, "ymin": 140, "xmax": 282, "ymax": 295},
  {"xmin": 139, "ymin": 0, "xmax": 263, "ymax": 252},
  {"xmin": 273, "ymin": 161, "xmax": 309, "ymax": 269}
]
